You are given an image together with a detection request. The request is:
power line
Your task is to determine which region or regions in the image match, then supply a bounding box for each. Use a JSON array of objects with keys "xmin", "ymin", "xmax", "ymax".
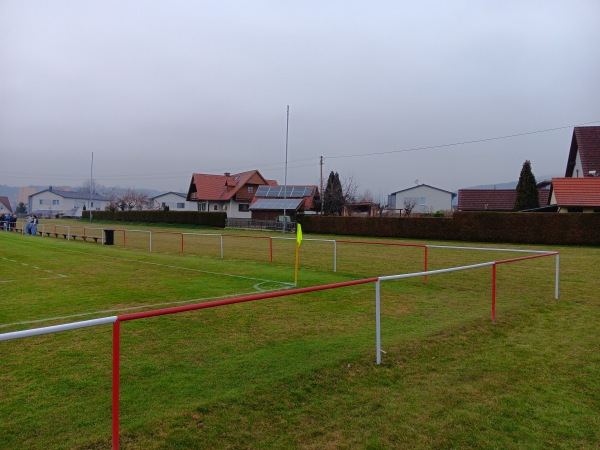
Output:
[{"xmin": 325, "ymin": 120, "xmax": 600, "ymax": 160}]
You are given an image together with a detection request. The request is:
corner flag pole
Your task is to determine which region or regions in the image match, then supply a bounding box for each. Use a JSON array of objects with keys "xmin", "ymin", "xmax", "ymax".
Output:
[{"xmin": 294, "ymin": 224, "xmax": 302, "ymax": 285}]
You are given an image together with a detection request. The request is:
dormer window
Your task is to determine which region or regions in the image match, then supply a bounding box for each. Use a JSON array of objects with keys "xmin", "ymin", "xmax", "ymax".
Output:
[{"xmin": 248, "ymin": 186, "xmax": 254, "ymax": 194}]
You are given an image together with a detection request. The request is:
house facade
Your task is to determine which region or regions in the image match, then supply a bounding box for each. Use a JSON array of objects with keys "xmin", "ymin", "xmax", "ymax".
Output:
[
  {"xmin": 28, "ymin": 188, "xmax": 108, "ymax": 217},
  {"xmin": 565, "ymin": 126, "xmax": 600, "ymax": 178},
  {"xmin": 0, "ymin": 196, "xmax": 12, "ymax": 214},
  {"xmin": 186, "ymin": 170, "xmax": 276, "ymax": 218},
  {"xmin": 152, "ymin": 192, "xmax": 197, "ymax": 211},
  {"xmin": 388, "ymin": 184, "xmax": 455, "ymax": 214}
]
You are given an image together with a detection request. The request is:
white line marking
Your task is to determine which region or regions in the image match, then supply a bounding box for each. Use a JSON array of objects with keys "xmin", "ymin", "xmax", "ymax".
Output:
[
  {"xmin": 0, "ymin": 256, "xmax": 67, "ymax": 280},
  {"xmin": 0, "ymin": 286, "xmax": 291, "ymax": 329},
  {"xmin": 1, "ymin": 231, "xmax": 295, "ymax": 330}
]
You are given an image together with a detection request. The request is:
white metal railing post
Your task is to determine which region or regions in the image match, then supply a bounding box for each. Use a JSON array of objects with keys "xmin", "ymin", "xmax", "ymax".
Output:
[
  {"xmin": 376, "ymin": 279, "xmax": 381, "ymax": 365},
  {"xmin": 220, "ymin": 236, "xmax": 224, "ymax": 259},
  {"xmin": 555, "ymin": 253, "xmax": 560, "ymax": 300},
  {"xmin": 334, "ymin": 240, "xmax": 337, "ymax": 273}
]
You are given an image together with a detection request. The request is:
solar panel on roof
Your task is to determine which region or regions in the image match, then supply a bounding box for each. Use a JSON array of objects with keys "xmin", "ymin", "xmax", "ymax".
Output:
[
  {"xmin": 255, "ymin": 185, "xmax": 313, "ymax": 198},
  {"xmin": 249, "ymin": 198, "xmax": 303, "ymax": 210}
]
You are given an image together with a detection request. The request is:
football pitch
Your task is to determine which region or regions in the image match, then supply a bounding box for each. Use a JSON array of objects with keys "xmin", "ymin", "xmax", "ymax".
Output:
[{"xmin": 1, "ymin": 225, "xmax": 599, "ymax": 449}]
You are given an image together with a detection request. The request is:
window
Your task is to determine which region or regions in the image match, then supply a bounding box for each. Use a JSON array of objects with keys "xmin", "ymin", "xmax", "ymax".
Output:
[
  {"xmin": 52, "ymin": 200, "xmax": 59, "ymax": 205},
  {"xmin": 247, "ymin": 186, "xmax": 254, "ymax": 194},
  {"xmin": 213, "ymin": 205, "xmax": 218, "ymax": 211},
  {"xmin": 199, "ymin": 203, "xmax": 206, "ymax": 211},
  {"xmin": 420, "ymin": 197, "xmax": 426, "ymax": 206},
  {"xmin": 177, "ymin": 203, "xmax": 185, "ymax": 209},
  {"xmin": 39, "ymin": 199, "xmax": 43, "ymax": 205},
  {"xmin": 91, "ymin": 202, "xmax": 94, "ymax": 207},
  {"xmin": 238, "ymin": 203, "xmax": 249, "ymax": 212},
  {"xmin": 161, "ymin": 202, "xmax": 166, "ymax": 208}
]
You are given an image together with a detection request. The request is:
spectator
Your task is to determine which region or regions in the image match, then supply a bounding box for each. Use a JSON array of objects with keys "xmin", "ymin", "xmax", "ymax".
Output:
[
  {"xmin": 31, "ymin": 215, "xmax": 39, "ymax": 236},
  {"xmin": 26, "ymin": 214, "xmax": 33, "ymax": 235}
]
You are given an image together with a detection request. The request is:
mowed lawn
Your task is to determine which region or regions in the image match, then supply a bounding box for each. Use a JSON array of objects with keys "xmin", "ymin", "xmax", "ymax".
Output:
[{"xmin": 0, "ymin": 223, "xmax": 599, "ymax": 449}]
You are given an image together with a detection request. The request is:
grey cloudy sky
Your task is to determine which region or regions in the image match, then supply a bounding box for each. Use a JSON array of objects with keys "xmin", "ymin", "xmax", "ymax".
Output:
[{"xmin": 1, "ymin": 1, "xmax": 599, "ymax": 200}]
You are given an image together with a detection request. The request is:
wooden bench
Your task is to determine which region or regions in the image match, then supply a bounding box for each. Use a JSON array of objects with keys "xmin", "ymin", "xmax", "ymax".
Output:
[{"xmin": 71, "ymin": 234, "xmax": 100, "ymax": 243}]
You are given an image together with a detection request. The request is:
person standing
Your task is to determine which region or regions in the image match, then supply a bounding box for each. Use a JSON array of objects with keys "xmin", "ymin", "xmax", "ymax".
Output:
[
  {"xmin": 26, "ymin": 214, "xmax": 33, "ymax": 235},
  {"xmin": 31, "ymin": 215, "xmax": 38, "ymax": 236}
]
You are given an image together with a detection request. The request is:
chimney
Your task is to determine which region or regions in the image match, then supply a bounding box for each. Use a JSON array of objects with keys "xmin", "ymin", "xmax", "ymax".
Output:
[
  {"xmin": 224, "ymin": 172, "xmax": 231, "ymax": 177},
  {"xmin": 49, "ymin": 186, "xmax": 53, "ymax": 191}
]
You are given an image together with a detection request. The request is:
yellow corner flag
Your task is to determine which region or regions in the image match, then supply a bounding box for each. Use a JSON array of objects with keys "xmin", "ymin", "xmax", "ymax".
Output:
[{"xmin": 296, "ymin": 223, "xmax": 303, "ymax": 246}]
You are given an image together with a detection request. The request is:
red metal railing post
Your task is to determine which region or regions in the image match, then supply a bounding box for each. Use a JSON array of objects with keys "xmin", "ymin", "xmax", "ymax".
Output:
[
  {"xmin": 112, "ymin": 320, "xmax": 121, "ymax": 450},
  {"xmin": 424, "ymin": 246, "xmax": 428, "ymax": 284},
  {"xmin": 491, "ymin": 263, "xmax": 496, "ymax": 322},
  {"xmin": 123, "ymin": 230, "xmax": 126, "ymax": 248}
]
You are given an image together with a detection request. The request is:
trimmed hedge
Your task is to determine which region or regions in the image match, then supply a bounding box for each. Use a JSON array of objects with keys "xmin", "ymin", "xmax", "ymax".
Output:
[
  {"xmin": 297, "ymin": 212, "xmax": 600, "ymax": 246},
  {"xmin": 82, "ymin": 210, "xmax": 226, "ymax": 228}
]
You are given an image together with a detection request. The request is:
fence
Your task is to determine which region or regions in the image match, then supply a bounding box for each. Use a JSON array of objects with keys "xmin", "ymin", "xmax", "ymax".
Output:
[
  {"xmin": 0, "ymin": 246, "xmax": 559, "ymax": 449},
  {"xmin": 226, "ymin": 218, "xmax": 296, "ymax": 232}
]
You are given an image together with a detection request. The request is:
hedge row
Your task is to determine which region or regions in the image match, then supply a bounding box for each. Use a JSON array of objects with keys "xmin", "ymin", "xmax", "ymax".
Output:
[
  {"xmin": 297, "ymin": 212, "xmax": 600, "ymax": 246},
  {"xmin": 83, "ymin": 210, "xmax": 227, "ymax": 228}
]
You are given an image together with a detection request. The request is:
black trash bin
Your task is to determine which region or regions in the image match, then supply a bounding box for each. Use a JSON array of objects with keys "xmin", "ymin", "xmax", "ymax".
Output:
[{"xmin": 104, "ymin": 229, "xmax": 115, "ymax": 246}]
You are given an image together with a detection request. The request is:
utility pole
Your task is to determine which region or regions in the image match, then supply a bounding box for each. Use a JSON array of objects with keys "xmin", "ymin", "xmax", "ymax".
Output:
[
  {"xmin": 319, "ymin": 156, "xmax": 324, "ymax": 214},
  {"xmin": 89, "ymin": 152, "xmax": 94, "ymax": 222},
  {"xmin": 283, "ymin": 105, "xmax": 289, "ymax": 232}
]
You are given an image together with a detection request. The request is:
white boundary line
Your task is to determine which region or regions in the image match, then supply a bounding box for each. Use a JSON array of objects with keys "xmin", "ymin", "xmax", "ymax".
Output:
[
  {"xmin": 0, "ymin": 256, "xmax": 68, "ymax": 281},
  {"xmin": 0, "ymin": 236, "xmax": 294, "ymax": 331},
  {"xmin": 0, "ymin": 285, "xmax": 292, "ymax": 331}
]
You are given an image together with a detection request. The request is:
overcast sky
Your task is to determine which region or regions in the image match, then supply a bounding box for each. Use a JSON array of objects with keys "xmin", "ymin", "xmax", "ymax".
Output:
[{"xmin": 1, "ymin": 1, "xmax": 599, "ymax": 200}]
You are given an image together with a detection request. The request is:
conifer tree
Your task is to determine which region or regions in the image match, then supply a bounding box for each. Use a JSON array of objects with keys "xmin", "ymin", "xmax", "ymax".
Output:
[
  {"xmin": 323, "ymin": 171, "xmax": 344, "ymax": 215},
  {"xmin": 514, "ymin": 160, "xmax": 539, "ymax": 211}
]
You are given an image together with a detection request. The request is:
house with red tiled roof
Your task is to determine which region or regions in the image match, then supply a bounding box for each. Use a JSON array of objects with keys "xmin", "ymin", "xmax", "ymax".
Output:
[
  {"xmin": 249, "ymin": 185, "xmax": 320, "ymax": 221},
  {"xmin": 549, "ymin": 178, "xmax": 600, "ymax": 213},
  {"xmin": 565, "ymin": 126, "xmax": 600, "ymax": 178},
  {"xmin": 0, "ymin": 196, "xmax": 12, "ymax": 214},
  {"xmin": 458, "ymin": 188, "xmax": 550, "ymax": 211},
  {"xmin": 186, "ymin": 170, "xmax": 275, "ymax": 218}
]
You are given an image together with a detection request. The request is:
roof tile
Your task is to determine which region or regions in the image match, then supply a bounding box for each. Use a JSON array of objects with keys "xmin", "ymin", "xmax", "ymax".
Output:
[{"xmin": 550, "ymin": 177, "xmax": 600, "ymax": 207}]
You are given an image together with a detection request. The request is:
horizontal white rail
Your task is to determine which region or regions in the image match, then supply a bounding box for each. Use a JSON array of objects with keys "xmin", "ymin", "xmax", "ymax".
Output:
[
  {"xmin": 379, "ymin": 262, "xmax": 495, "ymax": 281},
  {"xmin": 0, "ymin": 316, "xmax": 117, "ymax": 342},
  {"xmin": 425, "ymin": 244, "xmax": 553, "ymax": 254}
]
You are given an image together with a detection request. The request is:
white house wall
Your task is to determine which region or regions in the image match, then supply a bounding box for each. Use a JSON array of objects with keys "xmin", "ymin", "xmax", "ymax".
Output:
[
  {"xmin": 29, "ymin": 192, "xmax": 107, "ymax": 215},
  {"xmin": 573, "ymin": 151, "xmax": 584, "ymax": 177},
  {"xmin": 391, "ymin": 185, "xmax": 453, "ymax": 213},
  {"xmin": 154, "ymin": 194, "xmax": 197, "ymax": 211},
  {"xmin": 227, "ymin": 199, "xmax": 252, "ymax": 219}
]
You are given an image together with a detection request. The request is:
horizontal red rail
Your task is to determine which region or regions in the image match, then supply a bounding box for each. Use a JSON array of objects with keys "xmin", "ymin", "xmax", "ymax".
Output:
[
  {"xmin": 222, "ymin": 234, "xmax": 271, "ymax": 239},
  {"xmin": 117, "ymin": 277, "xmax": 379, "ymax": 322},
  {"xmin": 495, "ymin": 252, "xmax": 558, "ymax": 265}
]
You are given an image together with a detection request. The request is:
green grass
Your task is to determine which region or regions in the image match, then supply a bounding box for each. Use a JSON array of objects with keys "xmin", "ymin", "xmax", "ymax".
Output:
[{"xmin": 1, "ymin": 221, "xmax": 599, "ymax": 449}]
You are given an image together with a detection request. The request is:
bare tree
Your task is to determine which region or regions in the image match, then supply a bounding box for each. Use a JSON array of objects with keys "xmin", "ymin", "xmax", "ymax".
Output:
[
  {"xmin": 357, "ymin": 189, "xmax": 375, "ymax": 203},
  {"xmin": 341, "ymin": 172, "xmax": 359, "ymax": 204},
  {"xmin": 77, "ymin": 179, "xmax": 105, "ymax": 195},
  {"xmin": 403, "ymin": 197, "xmax": 418, "ymax": 217},
  {"xmin": 103, "ymin": 188, "xmax": 152, "ymax": 211}
]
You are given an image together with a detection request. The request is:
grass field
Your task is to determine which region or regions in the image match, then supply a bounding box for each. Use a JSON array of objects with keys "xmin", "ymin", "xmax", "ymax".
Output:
[{"xmin": 1, "ymin": 220, "xmax": 599, "ymax": 449}]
